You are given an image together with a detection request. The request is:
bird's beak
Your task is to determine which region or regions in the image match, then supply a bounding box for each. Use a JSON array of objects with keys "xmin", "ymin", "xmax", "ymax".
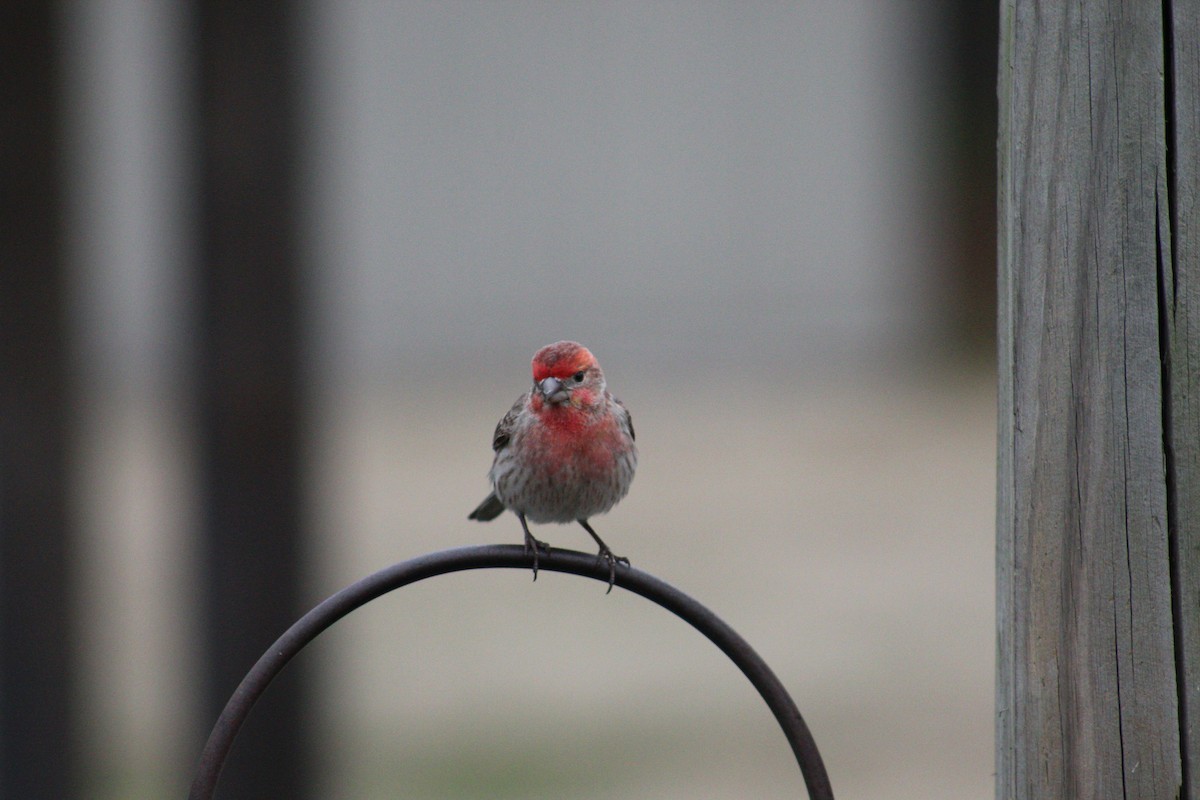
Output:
[{"xmin": 538, "ymin": 376, "xmax": 569, "ymax": 403}]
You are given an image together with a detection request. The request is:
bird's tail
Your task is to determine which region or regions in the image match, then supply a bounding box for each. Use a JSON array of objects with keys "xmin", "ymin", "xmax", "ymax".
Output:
[{"xmin": 468, "ymin": 492, "xmax": 506, "ymax": 521}]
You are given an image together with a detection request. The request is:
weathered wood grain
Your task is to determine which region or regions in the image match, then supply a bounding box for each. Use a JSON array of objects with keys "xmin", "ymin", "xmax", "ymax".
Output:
[
  {"xmin": 1165, "ymin": 2, "xmax": 1200, "ymax": 797},
  {"xmin": 997, "ymin": 2, "xmax": 1184, "ymax": 798}
]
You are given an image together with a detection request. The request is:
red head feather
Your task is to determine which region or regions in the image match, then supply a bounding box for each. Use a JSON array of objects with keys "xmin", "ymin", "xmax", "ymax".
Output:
[{"xmin": 531, "ymin": 341, "xmax": 598, "ymax": 381}]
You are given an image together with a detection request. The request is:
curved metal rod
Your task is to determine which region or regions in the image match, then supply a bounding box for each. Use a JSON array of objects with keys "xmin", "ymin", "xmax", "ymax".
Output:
[{"xmin": 188, "ymin": 544, "xmax": 834, "ymax": 800}]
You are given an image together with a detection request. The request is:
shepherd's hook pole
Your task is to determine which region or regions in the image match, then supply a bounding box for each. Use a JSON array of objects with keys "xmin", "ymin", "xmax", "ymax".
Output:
[{"xmin": 188, "ymin": 544, "xmax": 834, "ymax": 800}]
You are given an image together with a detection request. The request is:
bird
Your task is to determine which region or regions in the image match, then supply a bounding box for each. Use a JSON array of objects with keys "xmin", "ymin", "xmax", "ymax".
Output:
[{"xmin": 469, "ymin": 341, "xmax": 637, "ymax": 591}]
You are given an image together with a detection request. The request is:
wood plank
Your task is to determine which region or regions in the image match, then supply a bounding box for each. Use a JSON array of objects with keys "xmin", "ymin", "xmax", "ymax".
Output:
[
  {"xmin": 997, "ymin": 2, "xmax": 1181, "ymax": 797},
  {"xmin": 1165, "ymin": 2, "xmax": 1200, "ymax": 796}
]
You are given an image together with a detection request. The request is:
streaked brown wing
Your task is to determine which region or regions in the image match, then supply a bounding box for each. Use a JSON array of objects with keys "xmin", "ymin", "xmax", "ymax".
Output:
[
  {"xmin": 613, "ymin": 396, "xmax": 635, "ymax": 441},
  {"xmin": 492, "ymin": 393, "xmax": 527, "ymax": 451}
]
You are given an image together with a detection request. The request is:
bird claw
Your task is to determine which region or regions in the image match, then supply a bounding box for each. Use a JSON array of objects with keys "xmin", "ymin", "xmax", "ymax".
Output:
[
  {"xmin": 596, "ymin": 547, "xmax": 629, "ymax": 594},
  {"xmin": 523, "ymin": 532, "xmax": 551, "ymax": 581}
]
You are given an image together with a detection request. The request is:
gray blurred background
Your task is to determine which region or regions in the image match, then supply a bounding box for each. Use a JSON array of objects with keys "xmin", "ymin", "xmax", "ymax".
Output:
[{"xmin": 3, "ymin": 1, "xmax": 997, "ymax": 798}]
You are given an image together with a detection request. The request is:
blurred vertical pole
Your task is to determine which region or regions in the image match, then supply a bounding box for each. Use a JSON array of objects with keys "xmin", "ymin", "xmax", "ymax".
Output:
[
  {"xmin": 191, "ymin": 1, "xmax": 311, "ymax": 796},
  {"xmin": 935, "ymin": 0, "xmax": 998, "ymax": 355},
  {"xmin": 0, "ymin": 3, "xmax": 80, "ymax": 798},
  {"xmin": 997, "ymin": 2, "xmax": 1187, "ymax": 798}
]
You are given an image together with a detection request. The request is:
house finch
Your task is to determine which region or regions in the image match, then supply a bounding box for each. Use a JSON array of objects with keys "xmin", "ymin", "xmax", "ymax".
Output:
[{"xmin": 468, "ymin": 341, "xmax": 637, "ymax": 591}]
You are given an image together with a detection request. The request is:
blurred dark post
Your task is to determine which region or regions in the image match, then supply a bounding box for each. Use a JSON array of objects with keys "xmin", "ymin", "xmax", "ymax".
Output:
[
  {"xmin": 0, "ymin": 3, "xmax": 81, "ymax": 798},
  {"xmin": 932, "ymin": 0, "xmax": 998, "ymax": 357},
  {"xmin": 997, "ymin": 3, "xmax": 1193, "ymax": 798},
  {"xmin": 191, "ymin": 2, "xmax": 312, "ymax": 796},
  {"xmin": 944, "ymin": 1, "xmax": 997, "ymax": 353}
]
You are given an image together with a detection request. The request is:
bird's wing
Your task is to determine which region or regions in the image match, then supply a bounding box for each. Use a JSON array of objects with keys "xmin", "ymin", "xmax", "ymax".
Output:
[
  {"xmin": 492, "ymin": 393, "xmax": 528, "ymax": 451},
  {"xmin": 612, "ymin": 396, "xmax": 635, "ymax": 441}
]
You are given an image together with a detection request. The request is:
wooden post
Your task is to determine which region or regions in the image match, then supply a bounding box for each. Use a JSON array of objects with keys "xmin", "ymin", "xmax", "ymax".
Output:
[
  {"xmin": 997, "ymin": 3, "xmax": 1197, "ymax": 798},
  {"xmin": 1163, "ymin": 4, "xmax": 1200, "ymax": 798}
]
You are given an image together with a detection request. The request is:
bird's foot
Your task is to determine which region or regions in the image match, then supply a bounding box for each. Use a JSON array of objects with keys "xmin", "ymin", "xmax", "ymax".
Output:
[
  {"xmin": 523, "ymin": 531, "xmax": 551, "ymax": 580},
  {"xmin": 595, "ymin": 546, "xmax": 630, "ymax": 594}
]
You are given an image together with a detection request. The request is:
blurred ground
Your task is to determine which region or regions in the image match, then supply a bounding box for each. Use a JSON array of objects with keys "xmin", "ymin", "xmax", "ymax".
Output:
[
  {"xmin": 81, "ymin": 363, "xmax": 996, "ymax": 800},
  {"xmin": 79, "ymin": 362, "xmax": 995, "ymax": 800}
]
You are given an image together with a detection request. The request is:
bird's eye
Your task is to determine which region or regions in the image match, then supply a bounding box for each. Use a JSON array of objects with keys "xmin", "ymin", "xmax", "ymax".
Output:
[{"xmin": 573, "ymin": 371, "xmax": 585, "ymax": 383}]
